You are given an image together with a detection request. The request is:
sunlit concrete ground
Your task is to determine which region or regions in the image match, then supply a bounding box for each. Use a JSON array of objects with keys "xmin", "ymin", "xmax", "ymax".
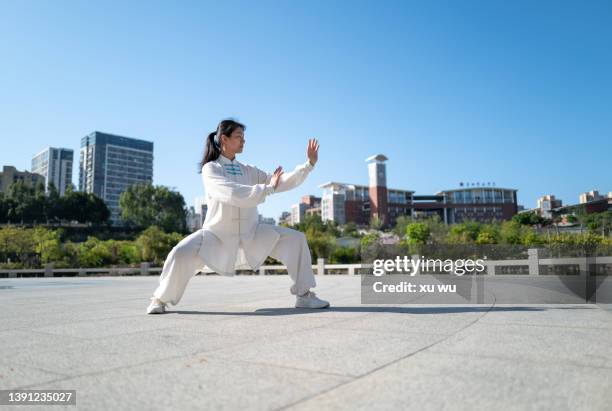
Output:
[{"xmin": 1, "ymin": 275, "xmax": 611, "ymax": 410}]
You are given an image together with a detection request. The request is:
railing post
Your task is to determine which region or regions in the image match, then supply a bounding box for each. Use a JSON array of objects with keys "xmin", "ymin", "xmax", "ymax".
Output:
[
  {"xmin": 140, "ymin": 262, "xmax": 150, "ymax": 276},
  {"xmin": 578, "ymin": 258, "xmax": 588, "ymax": 277},
  {"xmin": 44, "ymin": 263, "xmax": 54, "ymax": 278},
  {"xmin": 486, "ymin": 260, "xmax": 496, "ymax": 276},
  {"xmin": 259, "ymin": 266, "xmax": 266, "ymax": 275},
  {"xmin": 528, "ymin": 248, "xmax": 540, "ymax": 276},
  {"xmin": 78, "ymin": 268, "xmax": 86, "ymax": 277},
  {"xmin": 317, "ymin": 258, "xmax": 326, "ymax": 275},
  {"xmin": 348, "ymin": 266, "xmax": 355, "ymax": 275}
]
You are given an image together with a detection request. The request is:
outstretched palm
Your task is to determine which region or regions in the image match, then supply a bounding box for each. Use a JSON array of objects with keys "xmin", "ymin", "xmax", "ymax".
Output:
[{"xmin": 307, "ymin": 138, "xmax": 319, "ymax": 166}]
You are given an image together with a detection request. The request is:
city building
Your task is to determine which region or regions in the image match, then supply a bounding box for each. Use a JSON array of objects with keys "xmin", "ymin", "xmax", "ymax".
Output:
[
  {"xmin": 290, "ymin": 195, "xmax": 321, "ymax": 225},
  {"xmin": 291, "ymin": 203, "xmax": 309, "ymax": 226},
  {"xmin": 79, "ymin": 131, "xmax": 154, "ymax": 225},
  {"xmin": 192, "ymin": 196, "xmax": 208, "ymax": 229},
  {"xmin": 31, "ymin": 147, "xmax": 74, "ymax": 196},
  {"xmin": 305, "ymin": 206, "xmax": 322, "ymax": 218},
  {"xmin": 186, "ymin": 206, "xmax": 199, "ymax": 232},
  {"xmin": 278, "ymin": 211, "xmax": 292, "ymax": 226},
  {"xmin": 438, "ymin": 187, "xmax": 518, "ymax": 224},
  {"xmin": 319, "ymin": 154, "xmax": 518, "ymax": 227},
  {"xmin": 579, "ymin": 190, "xmax": 605, "ymax": 204},
  {"xmin": 258, "ymin": 214, "xmax": 276, "ymax": 225},
  {"xmin": 0, "ymin": 166, "xmax": 45, "ymax": 194},
  {"xmin": 536, "ymin": 195, "xmax": 563, "ymax": 219},
  {"xmin": 554, "ymin": 190, "xmax": 612, "ymax": 216}
]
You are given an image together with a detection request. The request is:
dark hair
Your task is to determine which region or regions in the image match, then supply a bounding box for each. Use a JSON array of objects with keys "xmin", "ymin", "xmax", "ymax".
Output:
[{"xmin": 199, "ymin": 118, "xmax": 246, "ymax": 172}]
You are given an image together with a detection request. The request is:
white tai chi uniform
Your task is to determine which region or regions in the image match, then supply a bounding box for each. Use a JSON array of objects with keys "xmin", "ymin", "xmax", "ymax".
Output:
[{"xmin": 152, "ymin": 153, "xmax": 317, "ymax": 306}]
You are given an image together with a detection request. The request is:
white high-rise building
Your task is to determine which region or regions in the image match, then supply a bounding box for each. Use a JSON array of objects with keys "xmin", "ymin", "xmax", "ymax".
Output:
[
  {"xmin": 290, "ymin": 203, "xmax": 309, "ymax": 225},
  {"xmin": 31, "ymin": 147, "xmax": 74, "ymax": 196}
]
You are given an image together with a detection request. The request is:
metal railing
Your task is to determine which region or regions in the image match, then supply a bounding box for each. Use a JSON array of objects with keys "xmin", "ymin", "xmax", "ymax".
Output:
[{"xmin": 1, "ymin": 250, "xmax": 611, "ymax": 278}]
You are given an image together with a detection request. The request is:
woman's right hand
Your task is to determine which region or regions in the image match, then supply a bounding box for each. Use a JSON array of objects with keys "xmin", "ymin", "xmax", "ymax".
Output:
[{"xmin": 270, "ymin": 166, "xmax": 284, "ymax": 189}]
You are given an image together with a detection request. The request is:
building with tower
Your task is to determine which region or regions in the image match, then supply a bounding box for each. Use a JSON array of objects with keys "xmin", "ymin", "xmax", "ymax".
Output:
[{"xmin": 318, "ymin": 154, "xmax": 518, "ymax": 227}]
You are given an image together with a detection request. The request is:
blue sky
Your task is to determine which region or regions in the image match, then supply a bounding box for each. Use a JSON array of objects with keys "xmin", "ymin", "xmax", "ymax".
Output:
[{"xmin": 1, "ymin": 0, "xmax": 610, "ymax": 220}]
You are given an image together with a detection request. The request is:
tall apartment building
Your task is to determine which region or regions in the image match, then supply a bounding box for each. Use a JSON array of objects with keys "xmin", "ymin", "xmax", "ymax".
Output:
[
  {"xmin": 319, "ymin": 154, "xmax": 518, "ymax": 227},
  {"xmin": 31, "ymin": 147, "xmax": 74, "ymax": 195},
  {"xmin": 79, "ymin": 131, "xmax": 154, "ymax": 225},
  {"xmin": 0, "ymin": 166, "xmax": 45, "ymax": 194}
]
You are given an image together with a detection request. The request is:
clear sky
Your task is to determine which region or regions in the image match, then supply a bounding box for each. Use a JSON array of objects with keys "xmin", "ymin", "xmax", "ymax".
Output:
[{"xmin": 1, "ymin": 0, "xmax": 610, "ymax": 221}]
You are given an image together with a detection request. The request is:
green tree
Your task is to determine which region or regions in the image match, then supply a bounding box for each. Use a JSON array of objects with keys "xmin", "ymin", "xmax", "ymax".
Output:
[
  {"xmin": 342, "ymin": 221, "xmax": 360, "ymax": 237},
  {"xmin": 305, "ymin": 229, "xmax": 335, "ymax": 260},
  {"xmin": 406, "ymin": 222, "xmax": 430, "ymax": 245},
  {"xmin": 522, "ymin": 230, "xmax": 544, "ymax": 246},
  {"xmin": 476, "ymin": 231, "xmax": 496, "ymax": 245},
  {"xmin": 136, "ymin": 226, "xmax": 183, "ymax": 264},
  {"xmin": 76, "ymin": 237, "xmax": 113, "ymax": 267},
  {"xmin": 0, "ymin": 193, "xmax": 10, "ymax": 223},
  {"xmin": 499, "ymin": 221, "xmax": 523, "ymax": 244},
  {"xmin": 45, "ymin": 182, "xmax": 62, "ymax": 222},
  {"xmin": 447, "ymin": 221, "xmax": 482, "ymax": 243},
  {"xmin": 512, "ymin": 211, "xmax": 546, "ymax": 226},
  {"xmin": 32, "ymin": 227, "xmax": 63, "ymax": 264},
  {"xmin": 120, "ymin": 183, "xmax": 187, "ymax": 233},
  {"xmin": 329, "ymin": 246, "xmax": 358, "ymax": 264},
  {"xmin": 421, "ymin": 215, "xmax": 448, "ymax": 244},
  {"xmin": 0, "ymin": 226, "xmax": 37, "ymax": 266},
  {"xmin": 393, "ymin": 215, "xmax": 413, "ymax": 238},
  {"xmin": 59, "ymin": 191, "xmax": 110, "ymax": 224},
  {"xmin": 6, "ymin": 181, "xmax": 46, "ymax": 223}
]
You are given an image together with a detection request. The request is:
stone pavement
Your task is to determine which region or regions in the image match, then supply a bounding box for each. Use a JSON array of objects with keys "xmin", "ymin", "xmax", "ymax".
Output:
[{"xmin": 0, "ymin": 275, "xmax": 611, "ymax": 410}]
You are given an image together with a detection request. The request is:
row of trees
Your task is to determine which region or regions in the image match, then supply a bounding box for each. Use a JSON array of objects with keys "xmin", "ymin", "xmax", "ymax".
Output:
[
  {"xmin": 0, "ymin": 181, "xmax": 188, "ymax": 233},
  {"xmin": 511, "ymin": 210, "xmax": 612, "ymax": 234},
  {"xmin": 0, "ymin": 182, "xmax": 110, "ymax": 224},
  {"xmin": 397, "ymin": 215, "xmax": 609, "ymax": 248},
  {"xmin": 1, "ymin": 206, "xmax": 610, "ymax": 269},
  {"xmin": 0, "ymin": 226, "xmax": 183, "ymax": 269},
  {"xmin": 286, "ymin": 213, "xmax": 612, "ymax": 264}
]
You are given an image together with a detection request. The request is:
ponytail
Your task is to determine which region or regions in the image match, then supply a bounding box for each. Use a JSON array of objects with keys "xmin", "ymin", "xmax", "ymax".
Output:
[{"xmin": 198, "ymin": 119, "xmax": 246, "ymax": 173}]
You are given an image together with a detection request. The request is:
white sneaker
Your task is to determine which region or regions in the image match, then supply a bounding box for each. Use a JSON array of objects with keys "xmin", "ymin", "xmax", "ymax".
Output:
[
  {"xmin": 146, "ymin": 297, "xmax": 167, "ymax": 314},
  {"xmin": 295, "ymin": 291, "xmax": 330, "ymax": 309}
]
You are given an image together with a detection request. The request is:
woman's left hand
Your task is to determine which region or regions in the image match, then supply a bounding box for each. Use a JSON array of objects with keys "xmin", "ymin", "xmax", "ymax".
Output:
[{"xmin": 307, "ymin": 138, "xmax": 319, "ymax": 166}]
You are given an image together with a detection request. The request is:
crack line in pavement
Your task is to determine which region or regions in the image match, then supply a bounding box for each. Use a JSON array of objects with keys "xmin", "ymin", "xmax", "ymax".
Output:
[{"xmin": 274, "ymin": 296, "xmax": 498, "ymax": 411}]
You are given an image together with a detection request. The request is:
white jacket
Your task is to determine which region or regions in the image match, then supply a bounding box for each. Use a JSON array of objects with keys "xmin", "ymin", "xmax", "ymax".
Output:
[{"xmin": 198, "ymin": 153, "xmax": 314, "ymax": 275}]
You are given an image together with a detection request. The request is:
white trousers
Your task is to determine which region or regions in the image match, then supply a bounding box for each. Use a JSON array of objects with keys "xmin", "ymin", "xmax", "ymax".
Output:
[{"xmin": 152, "ymin": 225, "xmax": 317, "ymax": 305}]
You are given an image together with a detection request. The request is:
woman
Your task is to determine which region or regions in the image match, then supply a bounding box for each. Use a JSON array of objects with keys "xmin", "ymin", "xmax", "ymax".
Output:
[{"xmin": 147, "ymin": 119, "xmax": 330, "ymax": 314}]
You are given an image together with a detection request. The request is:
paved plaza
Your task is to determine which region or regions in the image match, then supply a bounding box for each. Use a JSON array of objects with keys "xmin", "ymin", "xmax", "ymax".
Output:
[{"xmin": 1, "ymin": 275, "xmax": 611, "ymax": 410}]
